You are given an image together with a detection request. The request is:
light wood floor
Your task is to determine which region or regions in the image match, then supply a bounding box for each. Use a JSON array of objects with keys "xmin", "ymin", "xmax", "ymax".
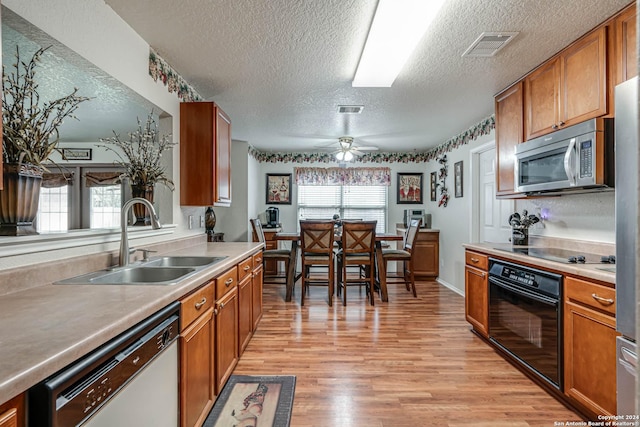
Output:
[{"xmin": 234, "ymin": 280, "xmax": 581, "ymax": 427}]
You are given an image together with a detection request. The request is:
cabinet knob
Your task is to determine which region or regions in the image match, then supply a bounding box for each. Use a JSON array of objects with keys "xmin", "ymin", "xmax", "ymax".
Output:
[
  {"xmin": 194, "ymin": 297, "xmax": 207, "ymax": 310},
  {"xmin": 225, "ymin": 278, "xmax": 234, "ymax": 286},
  {"xmin": 559, "ymin": 121, "xmax": 565, "ymax": 126},
  {"xmin": 471, "ymin": 257, "xmax": 480, "ymax": 263},
  {"xmin": 243, "ymin": 265, "xmax": 251, "ymax": 271},
  {"xmin": 552, "ymin": 124, "xmax": 559, "ymax": 129}
]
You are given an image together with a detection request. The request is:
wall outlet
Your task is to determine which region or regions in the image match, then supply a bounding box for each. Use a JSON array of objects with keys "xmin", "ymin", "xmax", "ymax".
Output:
[
  {"xmin": 200, "ymin": 216, "xmax": 205, "ymax": 228},
  {"xmin": 188, "ymin": 215, "xmax": 194, "ymax": 229}
]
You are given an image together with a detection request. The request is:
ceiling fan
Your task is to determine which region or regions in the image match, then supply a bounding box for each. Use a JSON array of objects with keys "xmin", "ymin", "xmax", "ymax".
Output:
[{"xmin": 323, "ymin": 136, "xmax": 379, "ymax": 161}]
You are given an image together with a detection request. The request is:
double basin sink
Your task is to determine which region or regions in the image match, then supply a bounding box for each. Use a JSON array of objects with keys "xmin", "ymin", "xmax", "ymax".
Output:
[{"xmin": 55, "ymin": 256, "xmax": 228, "ymax": 286}]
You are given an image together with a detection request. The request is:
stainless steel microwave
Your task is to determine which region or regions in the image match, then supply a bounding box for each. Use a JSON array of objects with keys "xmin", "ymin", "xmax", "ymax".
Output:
[{"xmin": 514, "ymin": 118, "xmax": 614, "ymax": 194}]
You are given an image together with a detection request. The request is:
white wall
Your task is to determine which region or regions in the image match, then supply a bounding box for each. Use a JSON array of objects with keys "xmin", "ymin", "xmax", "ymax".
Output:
[{"xmin": 214, "ymin": 140, "xmax": 250, "ymax": 242}]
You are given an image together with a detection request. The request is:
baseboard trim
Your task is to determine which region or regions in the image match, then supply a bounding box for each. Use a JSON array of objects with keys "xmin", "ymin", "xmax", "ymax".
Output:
[{"xmin": 436, "ymin": 278, "xmax": 464, "ymax": 296}]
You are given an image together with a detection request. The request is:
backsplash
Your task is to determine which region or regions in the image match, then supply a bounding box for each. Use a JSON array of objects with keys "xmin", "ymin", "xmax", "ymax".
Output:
[{"xmin": 516, "ymin": 191, "xmax": 615, "ymax": 244}]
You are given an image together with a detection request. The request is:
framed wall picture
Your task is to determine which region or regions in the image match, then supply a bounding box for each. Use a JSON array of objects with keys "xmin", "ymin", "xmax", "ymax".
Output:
[
  {"xmin": 430, "ymin": 171, "xmax": 437, "ymax": 201},
  {"xmin": 454, "ymin": 161, "xmax": 463, "ymax": 198},
  {"xmin": 397, "ymin": 173, "xmax": 423, "ymax": 204},
  {"xmin": 266, "ymin": 173, "xmax": 292, "ymax": 204},
  {"xmin": 61, "ymin": 148, "xmax": 92, "ymax": 160}
]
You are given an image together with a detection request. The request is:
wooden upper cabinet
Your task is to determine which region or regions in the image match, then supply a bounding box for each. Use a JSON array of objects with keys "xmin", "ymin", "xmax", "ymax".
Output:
[
  {"xmin": 614, "ymin": 3, "xmax": 637, "ymax": 85},
  {"xmin": 495, "ymin": 82, "xmax": 524, "ymax": 196},
  {"xmin": 180, "ymin": 102, "xmax": 232, "ymax": 207},
  {"xmin": 560, "ymin": 27, "xmax": 607, "ymax": 126},
  {"xmin": 524, "ymin": 27, "xmax": 607, "ymax": 140}
]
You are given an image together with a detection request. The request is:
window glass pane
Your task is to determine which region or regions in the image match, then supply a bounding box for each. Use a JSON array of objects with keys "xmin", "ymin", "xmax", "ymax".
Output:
[
  {"xmin": 37, "ymin": 186, "xmax": 69, "ymax": 232},
  {"xmin": 298, "ymin": 184, "xmax": 387, "ymax": 233},
  {"xmin": 90, "ymin": 185, "xmax": 122, "ymax": 228}
]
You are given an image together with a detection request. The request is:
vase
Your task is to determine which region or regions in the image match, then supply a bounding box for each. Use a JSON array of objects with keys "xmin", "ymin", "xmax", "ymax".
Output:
[
  {"xmin": 205, "ymin": 206, "xmax": 216, "ymax": 236},
  {"xmin": 0, "ymin": 163, "xmax": 44, "ymax": 236},
  {"xmin": 512, "ymin": 227, "xmax": 529, "ymax": 246},
  {"xmin": 130, "ymin": 183, "xmax": 155, "ymax": 226}
]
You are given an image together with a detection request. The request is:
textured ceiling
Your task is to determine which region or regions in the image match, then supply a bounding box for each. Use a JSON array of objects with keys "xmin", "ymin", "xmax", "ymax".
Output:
[{"xmin": 5, "ymin": 1, "xmax": 634, "ymax": 152}]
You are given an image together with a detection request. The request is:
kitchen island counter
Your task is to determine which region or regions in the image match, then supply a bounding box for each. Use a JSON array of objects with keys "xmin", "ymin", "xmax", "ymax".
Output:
[{"xmin": 0, "ymin": 240, "xmax": 263, "ymax": 405}]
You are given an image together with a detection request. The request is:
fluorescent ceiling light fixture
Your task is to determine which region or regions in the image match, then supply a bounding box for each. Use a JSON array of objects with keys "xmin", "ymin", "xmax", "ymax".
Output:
[{"xmin": 352, "ymin": 0, "xmax": 447, "ymax": 87}]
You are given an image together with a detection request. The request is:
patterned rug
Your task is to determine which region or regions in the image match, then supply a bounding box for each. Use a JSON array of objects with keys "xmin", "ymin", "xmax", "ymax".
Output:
[{"xmin": 204, "ymin": 375, "xmax": 296, "ymax": 427}]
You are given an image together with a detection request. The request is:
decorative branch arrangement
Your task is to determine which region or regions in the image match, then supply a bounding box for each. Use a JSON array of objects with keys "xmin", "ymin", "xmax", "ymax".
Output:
[{"xmin": 436, "ymin": 155, "xmax": 449, "ymax": 208}]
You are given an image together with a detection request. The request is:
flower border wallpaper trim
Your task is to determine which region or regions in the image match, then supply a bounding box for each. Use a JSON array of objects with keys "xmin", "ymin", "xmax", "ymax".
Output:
[
  {"xmin": 249, "ymin": 115, "xmax": 495, "ymax": 164},
  {"xmin": 149, "ymin": 48, "xmax": 203, "ymax": 102}
]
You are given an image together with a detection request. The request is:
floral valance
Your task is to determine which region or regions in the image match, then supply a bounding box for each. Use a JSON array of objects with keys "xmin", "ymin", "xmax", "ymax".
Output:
[
  {"xmin": 295, "ymin": 167, "xmax": 391, "ymax": 186},
  {"xmin": 84, "ymin": 172, "xmax": 123, "ymax": 187}
]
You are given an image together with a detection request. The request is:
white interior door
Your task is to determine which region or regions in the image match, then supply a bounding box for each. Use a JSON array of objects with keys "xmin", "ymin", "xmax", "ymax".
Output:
[{"xmin": 478, "ymin": 148, "xmax": 512, "ymax": 243}]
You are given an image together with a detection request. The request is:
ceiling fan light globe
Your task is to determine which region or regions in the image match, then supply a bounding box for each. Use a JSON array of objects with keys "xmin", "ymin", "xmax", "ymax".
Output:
[
  {"xmin": 344, "ymin": 151, "xmax": 354, "ymax": 161},
  {"xmin": 336, "ymin": 152, "xmax": 345, "ymax": 161}
]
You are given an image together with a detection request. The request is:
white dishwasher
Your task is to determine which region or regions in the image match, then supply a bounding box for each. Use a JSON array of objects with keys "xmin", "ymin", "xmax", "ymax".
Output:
[{"xmin": 29, "ymin": 302, "xmax": 180, "ymax": 427}]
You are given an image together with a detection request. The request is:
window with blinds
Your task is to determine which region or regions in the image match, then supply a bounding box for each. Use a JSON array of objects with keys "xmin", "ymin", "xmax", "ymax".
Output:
[{"xmin": 297, "ymin": 185, "xmax": 387, "ymax": 233}]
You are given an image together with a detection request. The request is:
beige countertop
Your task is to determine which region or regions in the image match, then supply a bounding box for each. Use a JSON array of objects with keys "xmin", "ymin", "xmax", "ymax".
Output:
[
  {"xmin": 463, "ymin": 242, "xmax": 615, "ymax": 285},
  {"xmin": 0, "ymin": 241, "xmax": 263, "ymax": 404}
]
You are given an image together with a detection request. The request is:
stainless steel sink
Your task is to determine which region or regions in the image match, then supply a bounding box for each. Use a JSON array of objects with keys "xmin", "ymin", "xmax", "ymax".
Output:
[
  {"xmin": 144, "ymin": 256, "xmax": 226, "ymax": 267},
  {"xmin": 55, "ymin": 255, "xmax": 228, "ymax": 285}
]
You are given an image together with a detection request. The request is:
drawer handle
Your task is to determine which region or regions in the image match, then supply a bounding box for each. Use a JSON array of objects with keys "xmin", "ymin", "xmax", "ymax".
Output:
[
  {"xmin": 256, "ymin": 257, "xmax": 263, "ymax": 263},
  {"xmin": 214, "ymin": 302, "xmax": 225, "ymax": 315},
  {"xmin": 194, "ymin": 297, "xmax": 207, "ymax": 310},
  {"xmin": 591, "ymin": 293, "xmax": 614, "ymax": 305},
  {"xmin": 225, "ymin": 278, "xmax": 234, "ymax": 286},
  {"xmin": 470, "ymin": 257, "xmax": 480, "ymax": 263},
  {"xmin": 243, "ymin": 265, "xmax": 251, "ymax": 271}
]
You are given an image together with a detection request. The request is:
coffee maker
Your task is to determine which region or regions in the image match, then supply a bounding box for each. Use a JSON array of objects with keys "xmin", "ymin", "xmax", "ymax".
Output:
[{"xmin": 265, "ymin": 207, "xmax": 279, "ymax": 228}]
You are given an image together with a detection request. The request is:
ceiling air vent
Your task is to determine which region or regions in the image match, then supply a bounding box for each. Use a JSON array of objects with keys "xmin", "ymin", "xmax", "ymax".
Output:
[
  {"xmin": 462, "ymin": 32, "xmax": 519, "ymax": 57},
  {"xmin": 337, "ymin": 105, "xmax": 364, "ymax": 114}
]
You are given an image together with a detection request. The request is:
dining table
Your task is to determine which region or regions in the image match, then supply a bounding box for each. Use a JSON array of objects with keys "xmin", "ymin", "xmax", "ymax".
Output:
[{"xmin": 274, "ymin": 231, "xmax": 404, "ymax": 303}]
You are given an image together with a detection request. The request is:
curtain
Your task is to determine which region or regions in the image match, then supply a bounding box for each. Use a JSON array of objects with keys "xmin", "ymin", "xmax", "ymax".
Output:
[
  {"xmin": 84, "ymin": 172, "xmax": 123, "ymax": 187},
  {"xmin": 42, "ymin": 172, "xmax": 74, "ymax": 188},
  {"xmin": 294, "ymin": 167, "xmax": 391, "ymax": 186}
]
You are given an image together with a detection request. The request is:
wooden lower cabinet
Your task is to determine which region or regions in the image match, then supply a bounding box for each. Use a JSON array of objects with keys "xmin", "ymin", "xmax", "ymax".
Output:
[
  {"xmin": 180, "ymin": 281, "xmax": 216, "ymax": 427},
  {"xmin": 464, "ymin": 250, "xmax": 489, "ymax": 338},
  {"xmin": 215, "ymin": 285, "xmax": 239, "ymax": 394},
  {"xmin": 238, "ymin": 273, "xmax": 253, "ymax": 354},
  {"xmin": 564, "ymin": 276, "xmax": 618, "ymax": 418},
  {"xmin": 252, "ymin": 262, "xmax": 264, "ymax": 330},
  {"xmin": 397, "ymin": 229, "xmax": 440, "ymax": 279},
  {"xmin": 0, "ymin": 393, "xmax": 24, "ymax": 427}
]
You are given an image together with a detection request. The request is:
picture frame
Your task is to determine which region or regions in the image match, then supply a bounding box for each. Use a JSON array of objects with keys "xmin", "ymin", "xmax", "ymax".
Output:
[
  {"xmin": 266, "ymin": 173, "xmax": 292, "ymax": 205},
  {"xmin": 454, "ymin": 161, "xmax": 463, "ymax": 198},
  {"xmin": 430, "ymin": 171, "xmax": 437, "ymax": 201},
  {"xmin": 397, "ymin": 172, "xmax": 423, "ymax": 204},
  {"xmin": 61, "ymin": 148, "xmax": 92, "ymax": 161}
]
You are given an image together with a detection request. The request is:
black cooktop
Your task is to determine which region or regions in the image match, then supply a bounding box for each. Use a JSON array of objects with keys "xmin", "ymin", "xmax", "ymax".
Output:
[{"xmin": 494, "ymin": 247, "xmax": 615, "ymax": 264}]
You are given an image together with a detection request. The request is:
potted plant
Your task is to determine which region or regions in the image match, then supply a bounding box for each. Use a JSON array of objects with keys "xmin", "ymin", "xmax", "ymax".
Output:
[
  {"xmin": 100, "ymin": 112, "xmax": 175, "ymax": 225},
  {"xmin": 1, "ymin": 46, "xmax": 90, "ymax": 236}
]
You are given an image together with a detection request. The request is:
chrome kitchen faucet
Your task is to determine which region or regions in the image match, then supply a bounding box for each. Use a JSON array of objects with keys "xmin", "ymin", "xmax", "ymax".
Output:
[{"xmin": 119, "ymin": 198, "xmax": 162, "ymax": 267}]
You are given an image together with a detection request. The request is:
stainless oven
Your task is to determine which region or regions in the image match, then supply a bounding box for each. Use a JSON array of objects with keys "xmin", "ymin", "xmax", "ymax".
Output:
[
  {"xmin": 514, "ymin": 118, "xmax": 613, "ymax": 194},
  {"xmin": 488, "ymin": 258, "xmax": 563, "ymax": 390}
]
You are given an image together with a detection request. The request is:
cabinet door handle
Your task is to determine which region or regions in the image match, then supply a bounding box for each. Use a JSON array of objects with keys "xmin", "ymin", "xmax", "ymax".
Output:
[
  {"xmin": 243, "ymin": 265, "xmax": 251, "ymax": 271},
  {"xmin": 552, "ymin": 124, "xmax": 558, "ymax": 129},
  {"xmin": 559, "ymin": 121, "xmax": 565, "ymax": 126},
  {"xmin": 194, "ymin": 297, "xmax": 207, "ymax": 310},
  {"xmin": 225, "ymin": 278, "xmax": 234, "ymax": 286},
  {"xmin": 470, "ymin": 257, "xmax": 480, "ymax": 263},
  {"xmin": 591, "ymin": 293, "xmax": 614, "ymax": 305},
  {"xmin": 256, "ymin": 257, "xmax": 263, "ymax": 263}
]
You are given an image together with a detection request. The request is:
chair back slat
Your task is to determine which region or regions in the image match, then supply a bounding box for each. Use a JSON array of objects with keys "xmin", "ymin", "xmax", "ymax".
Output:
[
  {"xmin": 300, "ymin": 220, "xmax": 335, "ymax": 254},
  {"xmin": 341, "ymin": 220, "xmax": 376, "ymax": 255},
  {"xmin": 250, "ymin": 218, "xmax": 265, "ymax": 243},
  {"xmin": 404, "ymin": 218, "xmax": 422, "ymax": 252}
]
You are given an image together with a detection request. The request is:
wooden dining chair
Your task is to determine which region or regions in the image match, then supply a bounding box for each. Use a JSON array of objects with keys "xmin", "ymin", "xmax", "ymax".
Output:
[
  {"xmin": 336, "ymin": 220, "xmax": 377, "ymax": 306},
  {"xmin": 381, "ymin": 218, "xmax": 422, "ymax": 297},
  {"xmin": 299, "ymin": 220, "xmax": 336, "ymax": 306},
  {"xmin": 250, "ymin": 218, "xmax": 292, "ymax": 286}
]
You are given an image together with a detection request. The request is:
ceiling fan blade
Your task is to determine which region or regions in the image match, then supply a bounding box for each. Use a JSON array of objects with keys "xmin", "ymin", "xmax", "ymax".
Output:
[
  {"xmin": 354, "ymin": 146, "xmax": 378, "ymax": 151},
  {"xmin": 351, "ymin": 149, "xmax": 364, "ymax": 156}
]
